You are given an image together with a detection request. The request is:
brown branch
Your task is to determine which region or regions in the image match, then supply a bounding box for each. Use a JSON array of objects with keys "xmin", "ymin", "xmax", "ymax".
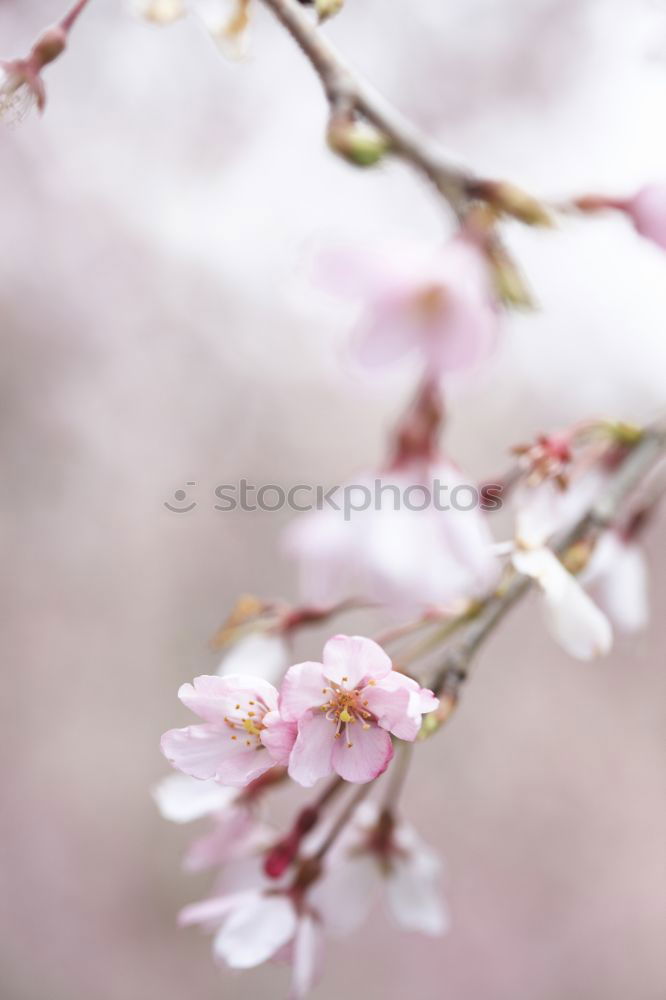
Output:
[
  {"xmin": 258, "ymin": 0, "xmax": 489, "ymax": 215},
  {"xmin": 431, "ymin": 423, "xmax": 666, "ymax": 701}
]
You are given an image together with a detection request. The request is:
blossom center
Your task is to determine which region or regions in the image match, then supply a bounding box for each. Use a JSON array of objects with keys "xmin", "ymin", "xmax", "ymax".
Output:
[
  {"xmin": 319, "ymin": 678, "xmax": 374, "ymax": 748},
  {"xmin": 223, "ymin": 698, "xmax": 268, "ymax": 749},
  {"xmin": 413, "ymin": 283, "xmax": 448, "ymax": 321}
]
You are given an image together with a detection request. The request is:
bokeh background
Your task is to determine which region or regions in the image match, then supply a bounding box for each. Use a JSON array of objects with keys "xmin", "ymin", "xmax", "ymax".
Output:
[{"xmin": 1, "ymin": 1, "xmax": 665, "ymax": 998}]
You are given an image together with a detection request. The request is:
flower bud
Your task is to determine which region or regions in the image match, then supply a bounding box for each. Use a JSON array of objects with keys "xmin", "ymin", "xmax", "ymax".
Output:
[
  {"xmin": 486, "ymin": 241, "xmax": 534, "ymax": 309},
  {"xmin": 473, "ymin": 180, "xmax": 553, "ymax": 227},
  {"xmin": 32, "ymin": 27, "xmax": 67, "ymax": 67},
  {"xmin": 327, "ymin": 115, "xmax": 389, "ymax": 167},
  {"xmin": 316, "ymin": 0, "xmax": 345, "ymax": 21}
]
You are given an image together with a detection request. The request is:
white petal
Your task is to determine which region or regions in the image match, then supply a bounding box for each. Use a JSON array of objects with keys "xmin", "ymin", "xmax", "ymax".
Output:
[
  {"xmin": 151, "ymin": 773, "xmax": 235, "ymax": 823},
  {"xmin": 583, "ymin": 533, "xmax": 649, "ymax": 633},
  {"xmin": 213, "ymin": 894, "xmax": 296, "ymax": 969},
  {"xmin": 217, "ymin": 632, "xmax": 288, "ymax": 684},
  {"xmin": 543, "ymin": 572, "xmax": 613, "ymax": 660},
  {"xmin": 289, "ymin": 915, "xmax": 323, "ymax": 1000},
  {"xmin": 387, "ymin": 845, "xmax": 449, "ymax": 936},
  {"xmin": 310, "ymin": 855, "xmax": 379, "ymax": 935}
]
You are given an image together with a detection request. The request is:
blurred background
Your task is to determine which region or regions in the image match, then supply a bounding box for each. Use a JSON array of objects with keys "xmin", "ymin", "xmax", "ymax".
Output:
[{"xmin": 1, "ymin": 0, "xmax": 665, "ymax": 998}]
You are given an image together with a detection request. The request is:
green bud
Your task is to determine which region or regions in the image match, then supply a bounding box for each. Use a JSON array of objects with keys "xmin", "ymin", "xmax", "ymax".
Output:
[{"xmin": 327, "ymin": 117, "xmax": 390, "ymax": 167}]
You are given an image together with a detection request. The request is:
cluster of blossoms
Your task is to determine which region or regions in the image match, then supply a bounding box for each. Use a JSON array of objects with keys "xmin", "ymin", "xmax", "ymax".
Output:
[
  {"xmin": 158, "ymin": 635, "xmax": 442, "ymax": 994},
  {"xmin": 7, "ymin": 2, "xmax": 663, "ymax": 996}
]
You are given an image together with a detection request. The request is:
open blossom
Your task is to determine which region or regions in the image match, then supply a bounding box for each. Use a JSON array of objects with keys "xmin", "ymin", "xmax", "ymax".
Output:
[
  {"xmin": 279, "ymin": 635, "xmax": 438, "ymax": 786},
  {"xmin": 181, "ymin": 886, "xmax": 322, "ymax": 999},
  {"xmin": 152, "ymin": 772, "xmax": 273, "ymax": 870},
  {"xmin": 313, "ymin": 802, "xmax": 449, "ymax": 937},
  {"xmin": 625, "ymin": 184, "xmax": 666, "ymax": 251},
  {"xmin": 216, "ymin": 630, "xmax": 289, "ymax": 684},
  {"xmin": 318, "ymin": 237, "xmax": 498, "ymax": 377},
  {"xmin": 161, "ymin": 675, "xmax": 296, "ymax": 787},
  {"xmin": 284, "ymin": 460, "xmax": 499, "ymax": 610}
]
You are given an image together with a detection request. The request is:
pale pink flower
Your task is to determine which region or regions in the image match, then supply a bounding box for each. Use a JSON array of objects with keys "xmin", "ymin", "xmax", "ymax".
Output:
[
  {"xmin": 130, "ymin": 0, "xmax": 186, "ymax": 23},
  {"xmin": 180, "ymin": 888, "xmax": 322, "ymax": 999},
  {"xmin": 152, "ymin": 772, "xmax": 273, "ymax": 870},
  {"xmin": 284, "ymin": 460, "xmax": 499, "ymax": 610},
  {"xmin": 319, "ymin": 237, "xmax": 498, "ymax": 376},
  {"xmin": 626, "ymin": 184, "xmax": 666, "ymax": 251},
  {"xmin": 313, "ymin": 802, "xmax": 449, "ymax": 936},
  {"xmin": 279, "ymin": 635, "xmax": 438, "ymax": 786},
  {"xmin": 161, "ymin": 675, "xmax": 296, "ymax": 787},
  {"xmin": 217, "ymin": 630, "xmax": 289, "ymax": 684},
  {"xmin": 581, "ymin": 530, "xmax": 649, "ymax": 633}
]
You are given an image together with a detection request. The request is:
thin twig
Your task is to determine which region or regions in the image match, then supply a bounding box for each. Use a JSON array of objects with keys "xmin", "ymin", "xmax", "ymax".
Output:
[
  {"xmin": 259, "ymin": 0, "xmax": 476, "ymax": 214},
  {"xmin": 430, "ymin": 423, "xmax": 666, "ymax": 699}
]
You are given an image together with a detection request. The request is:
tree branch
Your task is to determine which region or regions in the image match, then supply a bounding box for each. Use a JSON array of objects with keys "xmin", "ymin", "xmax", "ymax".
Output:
[
  {"xmin": 258, "ymin": 0, "xmax": 478, "ymax": 213},
  {"xmin": 431, "ymin": 423, "xmax": 666, "ymax": 700}
]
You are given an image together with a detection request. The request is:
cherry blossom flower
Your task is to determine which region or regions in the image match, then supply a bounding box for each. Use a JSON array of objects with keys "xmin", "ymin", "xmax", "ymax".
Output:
[
  {"xmin": 279, "ymin": 635, "xmax": 438, "ymax": 786},
  {"xmin": 161, "ymin": 675, "xmax": 296, "ymax": 787},
  {"xmin": 130, "ymin": 0, "xmax": 186, "ymax": 23},
  {"xmin": 284, "ymin": 459, "xmax": 500, "ymax": 610},
  {"xmin": 313, "ymin": 802, "xmax": 449, "ymax": 936},
  {"xmin": 318, "ymin": 237, "xmax": 498, "ymax": 377},
  {"xmin": 625, "ymin": 184, "xmax": 666, "ymax": 251},
  {"xmin": 581, "ymin": 530, "xmax": 649, "ymax": 634},
  {"xmin": 180, "ymin": 886, "xmax": 322, "ymax": 999},
  {"xmin": 152, "ymin": 772, "xmax": 273, "ymax": 870},
  {"xmin": 216, "ymin": 630, "xmax": 288, "ymax": 684}
]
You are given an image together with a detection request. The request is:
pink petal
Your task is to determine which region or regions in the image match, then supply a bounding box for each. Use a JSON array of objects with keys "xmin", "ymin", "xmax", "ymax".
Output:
[
  {"xmin": 288, "ymin": 711, "xmax": 335, "ymax": 788},
  {"xmin": 183, "ymin": 808, "xmax": 253, "ymax": 871},
  {"xmin": 179, "ymin": 889, "xmax": 256, "ymax": 928},
  {"xmin": 279, "ymin": 661, "xmax": 328, "ymax": 722},
  {"xmin": 629, "ymin": 184, "xmax": 666, "ymax": 251},
  {"xmin": 331, "ymin": 723, "xmax": 393, "ymax": 783},
  {"xmin": 161, "ymin": 723, "xmax": 237, "ymax": 780},
  {"xmin": 178, "ymin": 674, "xmax": 278, "ymax": 723},
  {"xmin": 215, "ymin": 747, "xmax": 276, "ymax": 788},
  {"xmin": 353, "ymin": 298, "xmax": 421, "ymax": 368},
  {"xmin": 362, "ymin": 682, "xmax": 418, "ymax": 741},
  {"xmin": 260, "ymin": 711, "xmax": 297, "ymax": 764},
  {"xmin": 322, "ymin": 634, "xmax": 392, "ymax": 688}
]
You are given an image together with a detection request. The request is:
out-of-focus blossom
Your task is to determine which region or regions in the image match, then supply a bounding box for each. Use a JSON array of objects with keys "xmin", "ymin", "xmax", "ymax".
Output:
[
  {"xmin": 130, "ymin": 0, "xmax": 186, "ymax": 23},
  {"xmin": 313, "ymin": 802, "xmax": 448, "ymax": 936},
  {"xmin": 161, "ymin": 675, "xmax": 296, "ymax": 787},
  {"xmin": 180, "ymin": 888, "xmax": 322, "ymax": 998},
  {"xmin": 194, "ymin": 0, "xmax": 252, "ymax": 60},
  {"xmin": 625, "ymin": 184, "xmax": 666, "ymax": 251},
  {"xmin": 217, "ymin": 630, "xmax": 289, "ymax": 684},
  {"xmin": 581, "ymin": 530, "xmax": 649, "ymax": 633},
  {"xmin": 513, "ymin": 471, "xmax": 613, "ymax": 659},
  {"xmin": 284, "ymin": 459, "xmax": 500, "ymax": 610},
  {"xmin": 318, "ymin": 238, "xmax": 498, "ymax": 377},
  {"xmin": 279, "ymin": 635, "xmax": 438, "ymax": 786},
  {"xmin": 152, "ymin": 772, "xmax": 273, "ymax": 870},
  {"xmin": 513, "ymin": 545, "xmax": 613, "ymax": 660}
]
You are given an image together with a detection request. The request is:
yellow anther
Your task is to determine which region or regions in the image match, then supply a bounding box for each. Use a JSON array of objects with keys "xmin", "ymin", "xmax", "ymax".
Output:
[
  {"xmin": 242, "ymin": 718, "xmax": 261, "ymax": 737},
  {"xmin": 339, "ymin": 708, "xmax": 353, "ymax": 723}
]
